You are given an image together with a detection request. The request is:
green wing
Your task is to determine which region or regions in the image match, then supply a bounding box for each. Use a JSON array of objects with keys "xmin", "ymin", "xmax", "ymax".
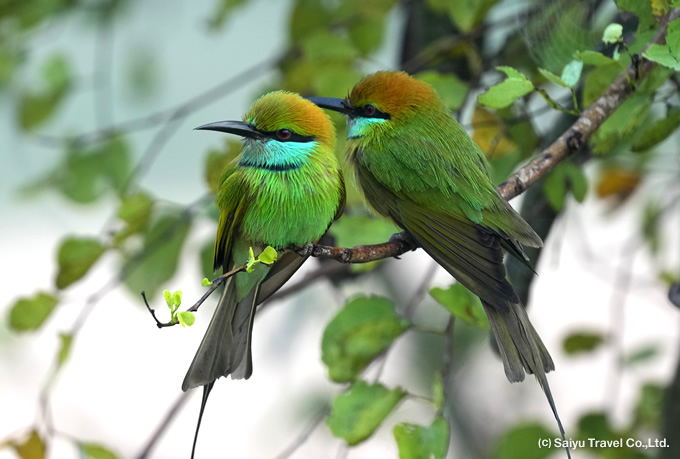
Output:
[
  {"xmin": 354, "ymin": 154, "xmax": 518, "ymax": 310},
  {"xmin": 213, "ymin": 167, "xmax": 247, "ymax": 273}
]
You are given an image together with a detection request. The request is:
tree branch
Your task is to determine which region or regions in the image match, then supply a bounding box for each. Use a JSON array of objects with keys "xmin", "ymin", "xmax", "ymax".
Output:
[{"xmin": 288, "ymin": 10, "xmax": 680, "ymax": 265}]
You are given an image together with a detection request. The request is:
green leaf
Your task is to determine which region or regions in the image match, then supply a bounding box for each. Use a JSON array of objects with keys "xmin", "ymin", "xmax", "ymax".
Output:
[
  {"xmin": 96, "ymin": 135, "xmax": 132, "ymax": 193},
  {"xmin": 493, "ymin": 422, "xmax": 554, "ymax": 459},
  {"xmin": 126, "ymin": 47, "xmax": 158, "ymax": 102},
  {"xmin": 163, "ymin": 290, "xmax": 173, "ymax": 308},
  {"xmin": 29, "ymin": 134, "xmax": 133, "ymax": 204},
  {"xmin": 649, "ymin": 16, "xmax": 680, "ymax": 62},
  {"xmin": 432, "ymin": 373, "xmax": 444, "ymax": 411},
  {"xmin": 18, "ymin": 54, "xmax": 71, "ymax": 131},
  {"xmin": 564, "ymin": 162, "xmax": 588, "ymax": 203},
  {"xmin": 118, "ymin": 192, "xmax": 154, "ymax": 226},
  {"xmin": 637, "ymin": 64, "xmax": 674, "ymax": 95},
  {"xmin": 80, "ymin": 442, "xmax": 119, "ymax": 459},
  {"xmin": 416, "ymin": 71, "xmax": 468, "ymax": 110},
  {"xmin": 478, "ymin": 67, "xmax": 534, "ymax": 109},
  {"xmin": 624, "ymin": 344, "xmax": 659, "ymax": 366},
  {"xmin": 312, "ymin": 65, "xmax": 363, "ymax": 99},
  {"xmin": 650, "ymin": 0, "xmax": 670, "ymax": 16},
  {"xmin": 0, "ymin": 46, "xmax": 18, "ymax": 87},
  {"xmin": 602, "ymin": 23, "xmax": 623, "ymax": 44},
  {"xmin": 322, "ymin": 296, "xmax": 409, "ymax": 382},
  {"xmin": 583, "ymin": 63, "xmax": 620, "ymax": 106},
  {"xmin": 257, "ymin": 246, "xmax": 278, "ymax": 265},
  {"xmin": 114, "ymin": 191, "xmax": 154, "ymax": 244},
  {"xmin": 177, "ymin": 311, "xmax": 195, "ymax": 328},
  {"xmin": 202, "ymin": 278, "xmax": 213, "ymax": 287},
  {"xmin": 393, "ymin": 417, "xmax": 449, "ymax": 459},
  {"xmin": 592, "ymin": 93, "xmax": 651, "ymax": 154},
  {"xmin": 246, "ymin": 246, "xmax": 257, "ymax": 273},
  {"xmin": 172, "ymin": 290, "xmax": 183, "ymax": 307},
  {"xmin": 347, "ymin": 14, "xmax": 387, "ymax": 55},
  {"xmin": 9, "ymin": 430, "xmax": 46, "ymax": 459},
  {"xmin": 204, "ymin": 140, "xmax": 240, "ymax": 194},
  {"xmin": 562, "ymin": 331, "xmax": 606, "ymax": 355},
  {"xmin": 633, "ymin": 382, "xmax": 664, "ymax": 428},
  {"xmin": 631, "ymin": 107, "xmax": 680, "ymax": 152},
  {"xmin": 289, "ymin": 0, "xmax": 333, "ymax": 44},
  {"xmin": 642, "ymin": 201, "xmax": 662, "ymax": 254},
  {"xmin": 302, "ymin": 30, "xmax": 358, "ymax": 61},
  {"xmin": 327, "ymin": 381, "xmax": 406, "ymax": 445},
  {"xmin": 538, "ymin": 68, "xmax": 570, "ymax": 88},
  {"xmin": 207, "ymin": 0, "xmax": 248, "ymax": 30},
  {"xmin": 560, "ymin": 60, "xmax": 583, "ymax": 87},
  {"xmin": 430, "ymin": 283, "xmax": 488, "ymax": 328},
  {"xmin": 471, "ymin": 106, "xmax": 521, "ymax": 168},
  {"xmin": 644, "ymin": 43, "xmax": 680, "ymax": 70},
  {"xmin": 123, "ymin": 212, "xmax": 191, "ymax": 300},
  {"xmin": 329, "ymin": 215, "xmax": 399, "ymax": 272},
  {"xmin": 574, "ymin": 50, "xmax": 618, "ymax": 67},
  {"xmin": 576, "ymin": 412, "xmax": 617, "ymax": 440},
  {"xmin": 543, "ymin": 165, "xmax": 567, "ymax": 211},
  {"xmin": 8, "ymin": 292, "xmax": 59, "ymax": 332},
  {"xmin": 57, "ymin": 333, "xmax": 73, "ymax": 368},
  {"xmin": 427, "ymin": 0, "xmax": 498, "ymax": 32},
  {"xmin": 55, "ymin": 237, "xmax": 106, "ymax": 289}
]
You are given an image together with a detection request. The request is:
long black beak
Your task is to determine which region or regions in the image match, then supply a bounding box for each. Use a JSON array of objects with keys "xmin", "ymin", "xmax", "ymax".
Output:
[
  {"xmin": 306, "ymin": 97, "xmax": 352, "ymax": 115},
  {"xmin": 194, "ymin": 120, "xmax": 262, "ymax": 139}
]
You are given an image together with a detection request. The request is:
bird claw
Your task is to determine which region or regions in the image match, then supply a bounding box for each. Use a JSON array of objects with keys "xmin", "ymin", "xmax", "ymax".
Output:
[
  {"xmin": 296, "ymin": 243, "xmax": 314, "ymax": 257},
  {"xmin": 389, "ymin": 231, "xmax": 417, "ymax": 250}
]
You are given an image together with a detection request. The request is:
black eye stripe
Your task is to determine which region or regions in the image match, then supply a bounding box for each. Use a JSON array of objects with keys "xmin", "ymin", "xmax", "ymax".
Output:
[
  {"xmin": 352, "ymin": 105, "xmax": 390, "ymax": 120},
  {"xmin": 261, "ymin": 130, "xmax": 315, "ymax": 142}
]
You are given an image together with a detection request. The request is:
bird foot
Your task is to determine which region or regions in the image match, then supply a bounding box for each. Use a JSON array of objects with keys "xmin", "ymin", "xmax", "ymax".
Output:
[
  {"xmin": 389, "ymin": 231, "xmax": 417, "ymax": 250},
  {"xmin": 296, "ymin": 243, "xmax": 315, "ymax": 257}
]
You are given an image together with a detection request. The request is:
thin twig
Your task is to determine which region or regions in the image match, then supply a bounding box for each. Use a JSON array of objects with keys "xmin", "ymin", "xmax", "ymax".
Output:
[
  {"xmin": 142, "ymin": 263, "xmax": 247, "ymax": 328},
  {"xmin": 134, "ymin": 391, "xmax": 192, "ymax": 459},
  {"xmin": 273, "ymin": 405, "xmax": 330, "ymax": 459},
  {"xmin": 438, "ymin": 316, "xmax": 455, "ymax": 418},
  {"xmin": 373, "ymin": 261, "xmax": 439, "ymax": 382},
  {"xmin": 266, "ymin": 263, "xmax": 351, "ymax": 304},
  {"xmin": 604, "ymin": 238, "xmax": 638, "ymax": 410}
]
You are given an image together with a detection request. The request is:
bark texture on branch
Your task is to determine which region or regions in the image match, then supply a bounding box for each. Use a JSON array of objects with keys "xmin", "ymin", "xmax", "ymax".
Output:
[{"xmin": 296, "ymin": 9, "xmax": 680, "ymax": 264}]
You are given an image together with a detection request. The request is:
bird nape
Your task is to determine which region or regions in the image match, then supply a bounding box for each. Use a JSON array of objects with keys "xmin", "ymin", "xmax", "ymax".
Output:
[
  {"xmin": 184, "ymin": 91, "xmax": 345, "ymax": 458},
  {"xmin": 309, "ymin": 70, "xmax": 571, "ymax": 458}
]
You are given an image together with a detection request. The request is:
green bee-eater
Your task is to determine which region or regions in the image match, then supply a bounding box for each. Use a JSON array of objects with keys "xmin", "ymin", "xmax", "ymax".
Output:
[
  {"xmin": 184, "ymin": 91, "xmax": 344, "ymax": 455},
  {"xmin": 309, "ymin": 71, "xmax": 568, "ymax": 453}
]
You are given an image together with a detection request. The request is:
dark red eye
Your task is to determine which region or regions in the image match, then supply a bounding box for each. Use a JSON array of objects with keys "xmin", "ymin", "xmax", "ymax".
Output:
[
  {"xmin": 363, "ymin": 104, "xmax": 376, "ymax": 117},
  {"xmin": 276, "ymin": 129, "xmax": 292, "ymax": 140}
]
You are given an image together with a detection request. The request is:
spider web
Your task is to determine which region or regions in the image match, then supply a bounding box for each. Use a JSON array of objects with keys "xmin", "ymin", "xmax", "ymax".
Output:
[{"xmin": 518, "ymin": 0, "xmax": 603, "ymax": 73}]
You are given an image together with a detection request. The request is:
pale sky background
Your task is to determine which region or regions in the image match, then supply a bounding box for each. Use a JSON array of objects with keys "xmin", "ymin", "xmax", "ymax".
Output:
[{"xmin": 1, "ymin": 1, "xmax": 679, "ymax": 458}]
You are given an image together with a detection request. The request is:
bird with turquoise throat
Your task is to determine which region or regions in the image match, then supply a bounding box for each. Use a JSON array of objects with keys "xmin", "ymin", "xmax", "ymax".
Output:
[
  {"xmin": 184, "ymin": 91, "xmax": 345, "ymax": 457},
  {"xmin": 309, "ymin": 71, "xmax": 570, "ymax": 458}
]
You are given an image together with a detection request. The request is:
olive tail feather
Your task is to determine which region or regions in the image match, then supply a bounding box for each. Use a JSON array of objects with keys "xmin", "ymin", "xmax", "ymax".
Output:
[
  {"xmin": 191, "ymin": 382, "xmax": 214, "ymax": 459},
  {"xmin": 482, "ymin": 300, "xmax": 570, "ymax": 458},
  {"xmin": 535, "ymin": 371, "xmax": 571, "ymax": 458}
]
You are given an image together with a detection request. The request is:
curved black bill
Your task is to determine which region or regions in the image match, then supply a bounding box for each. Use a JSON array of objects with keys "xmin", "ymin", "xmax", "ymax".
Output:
[
  {"xmin": 306, "ymin": 97, "xmax": 351, "ymax": 115},
  {"xmin": 194, "ymin": 120, "xmax": 262, "ymax": 139}
]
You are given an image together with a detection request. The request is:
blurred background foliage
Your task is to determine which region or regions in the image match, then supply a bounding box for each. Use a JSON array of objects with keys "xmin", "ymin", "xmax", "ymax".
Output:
[{"xmin": 2, "ymin": 0, "xmax": 680, "ymax": 458}]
